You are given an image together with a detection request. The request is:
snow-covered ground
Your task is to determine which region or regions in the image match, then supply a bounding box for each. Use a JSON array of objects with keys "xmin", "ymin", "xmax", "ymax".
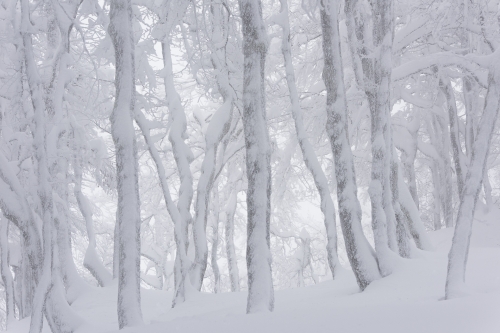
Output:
[{"xmin": 7, "ymin": 209, "xmax": 500, "ymax": 333}]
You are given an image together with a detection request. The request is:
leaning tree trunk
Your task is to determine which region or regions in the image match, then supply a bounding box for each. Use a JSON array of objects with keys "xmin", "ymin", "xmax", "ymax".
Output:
[
  {"xmin": 239, "ymin": 0, "xmax": 274, "ymax": 313},
  {"xmin": 108, "ymin": 0, "xmax": 143, "ymax": 327},
  {"xmin": 320, "ymin": 0, "xmax": 381, "ymax": 290},
  {"xmin": 446, "ymin": 72, "xmax": 500, "ymax": 299}
]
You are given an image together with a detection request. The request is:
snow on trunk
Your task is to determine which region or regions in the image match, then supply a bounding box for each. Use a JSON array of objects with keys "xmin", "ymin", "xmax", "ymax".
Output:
[
  {"xmin": 398, "ymin": 169, "xmax": 432, "ymax": 251},
  {"xmin": 73, "ymin": 145, "xmax": 113, "ymax": 287},
  {"xmin": 21, "ymin": 1, "xmax": 84, "ymax": 331},
  {"xmin": 400, "ymin": 113, "xmax": 420, "ymax": 209},
  {"xmin": 445, "ymin": 70, "xmax": 500, "ymax": 299},
  {"xmin": 191, "ymin": 0, "xmax": 235, "ymax": 291},
  {"xmin": 364, "ymin": 0, "xmax": 402, "ymax": 274},
  {"xmin": 439, "ymin": 77, "xmax": 467, "ymax": 197},
  {"xmin": 0, "ymin": 155, "xmax": 40, "ymax": 319},
  {"xmin": 390, "ymin": 157, "xmax": 411, "ymax": 258},
  {"xmin": 191, "ymin": 100, "xmax": 232, "ymax": 290},
  {"xmin": 239, "ymin": 0, "xmax": 274, "ymax": 313},
  {"xmin": 108, "ymin": 0, "xmax": 143, "ymax": 327},
  {"xmin": 160, "ymin": 40, "xmax": 195, "ymax": 307},
  {"xmin": 135, "ymin": 111, "xmax": 192, "ymax": 307},
  {"xmin": 225, "ymin": 174, "xmax": 241, "ymax": 292},
  {"xmin": 276, "ymin": 0, "xmax": 339, "ymax": 277},
  {"xmin": 0, "ymin": 216, "xmax": 15, "ymax": 327},
  {"xmin": 320, "ymin": 0, "xmax": 381, "ymax": 290},
  {"xmin": 210, "ymin": 184, "xmax": 221, "ymax": 294}
]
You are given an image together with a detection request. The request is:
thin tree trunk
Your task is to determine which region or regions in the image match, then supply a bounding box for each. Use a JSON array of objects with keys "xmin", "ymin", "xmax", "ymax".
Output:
[
  {"xmin": 398, "ymin": 169, "xmax": 432, "ymax": 250},
  {"xmin": 74, "ymin": 150, "xmax": 113, "ymax": 287},
  {"xmin": 446, "ymin": 72, "xmax": 500, "ymax": 299},
  {"xmin": 135, "ymin": 110, "xmax": 192, "ymax": 306},
  {"xmin": 225, "ymin": 180, "xmax": 241, "ymax": 292},
  {"xmin": 190, "ymin": 0, "xmax": 235, "ymax": 291},
  {"xmin": 440, "ymin": 77, "xmax": 466, "ymax": 197},
  {"xmin": 210, "ymin": 186, "xmax": 221, "ymax": 294},
  {"xmin": 278, "ymin": 0, "xmax": 339, "ymax": 277}
]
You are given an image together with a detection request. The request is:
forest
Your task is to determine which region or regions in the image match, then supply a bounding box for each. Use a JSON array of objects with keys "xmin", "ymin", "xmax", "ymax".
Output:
[{"xmin": 0, "ymin": 0, "xmax": 499, "ymax": 332}]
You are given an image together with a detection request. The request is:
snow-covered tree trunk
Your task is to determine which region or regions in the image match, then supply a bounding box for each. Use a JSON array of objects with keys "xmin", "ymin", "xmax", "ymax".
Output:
[
  {"xmin": 320, "ymin": 0, "xmax": 380, "ymax": 290},
  {"xmin": 73, "ymin": 145, "xmax": 112, "ymax": 287},
  {"xmin": 0, "ymin": 216, "xmax": 15, "ymax": 327},
  {"xmin": 161, "ymin": 40, "xmax": 195, "ymax": 306},
  {"xmin": 398, "ymin": 170, "xmax": 431, "ymax": 250},
  {"xmin": 401, "ymin": 113, "xmax": 420, "ymax": 209},
  {"xmin": 191, "ymin": 102, "xmax": 232, "ymax": 291},
  {"xmin": 390, "ymin": 158, "xmax": 411, "ymax": 258},
  {"xmin": 191, "ymin": 0, "xmax": 234, "ymax": 291},
  {"xmin": 463, "ymin": 77, "xmax": 477, "ymax": 161},
  {"xmin": 210, "ymin": 185, "xmax": 221, "ymax": 294},
  {"xmin": 435, "ymin": 116, "xmax": 453, "ymax": 228},
  {"xmin": 20, "ymin": 241, "xmax": 34, "ymax": 319},
  {"xmin": 108, "ymin": 0, "xmax": 143, "ymax": 327},
  {"xmin": 21, "ymin": 1, "xmax": 84, "ymax": 332},
  {"xmin": 344, "ymin": 0, "xmax": 365, "ymax": 89},
  {"xmin": 45, "ymin": 0, "xmax": 88, "ymax": 302},
  {"xmin": 239, "ymin": 0, "xmax": 274, "ymax": 313},
  {"xmin": 0, "ymin": 175, "xmax": 37, "ymax": 320},
  {"xmin": 225, "ymin": 178, "xmax": 241, "ymax": 292},
  {"xmin": 430, "ymin": 160, "xmax": 442, "ymax": 230},
  {"xmin": 134, "ymin": 111, "xmax": 191, "ymax": 306},
  {"xmin": 365, "ymin": 0, "xmax": 400, "ymax": 272},
  {"xmin": 439, "ymin": 77, "xmax": 466, "ymax": 197},
  {"xmin": 445, "ymin": 71, "xmax": 500, "ymax": 299},
  {"xmin": 277, "ymin": 0, "xmax": 339, "ymax": 277}
]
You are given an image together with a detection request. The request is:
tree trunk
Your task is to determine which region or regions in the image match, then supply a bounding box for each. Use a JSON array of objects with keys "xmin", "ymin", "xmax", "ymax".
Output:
[
  {"xmin": 161, "ymin": 40, "xmax": 195, "ymax": 307},
  {"xmin": 446, "ymin": 72, "xmax": 500, "ymax": 299},
  {"xmin": 108, "ymin": 0, "xmax": 143, "ymax": 327},
  {"xmin": 210, "ymin": 186, "xmax": 221, "ymax": 293},
  {"xmin": 74, "ymin": 148, "xmax": 113, "ymax": 287},
  {"xmin": 0, "ymin": 216, "xmax": 15, "ymax": 327},
  {"xmin": 239, "ymin": 0, "xmax": 274, "ymax": 313},
  {"xmin": 225, "ymin": 181, "xmax": 241, "ymax": 292},
  {"xmin": 320, "ymin": 0, "xmax": 381, "ymax": 290},
  {"xmin": 440, "ymin": 77, "xmax": 466, "ymax": 197},
  {"xmin": 278, "ymin": 0, "xmax": 339, "ymax": 278}
]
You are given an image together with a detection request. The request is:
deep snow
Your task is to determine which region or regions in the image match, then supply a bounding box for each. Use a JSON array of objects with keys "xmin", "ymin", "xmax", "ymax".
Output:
[{"xmin": 6, "ymin": 208, "xmax": 500, "ymax": 333}]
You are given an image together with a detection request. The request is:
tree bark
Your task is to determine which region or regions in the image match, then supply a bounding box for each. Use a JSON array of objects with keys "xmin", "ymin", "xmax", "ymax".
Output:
[
  {"xmin": 0, "ymin": 216, "xmax": 15, "ymax": 327},
  {"xmin": 320, "ymin": 0, "xmax": 381, "ymax": 290},
  {"xmin": 239, "ymin": 0, "xmax": 274, "ymax": 313},
  {"xmin": 108, "ymin": 0, "xmax": 143, "ymax": 327}
]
